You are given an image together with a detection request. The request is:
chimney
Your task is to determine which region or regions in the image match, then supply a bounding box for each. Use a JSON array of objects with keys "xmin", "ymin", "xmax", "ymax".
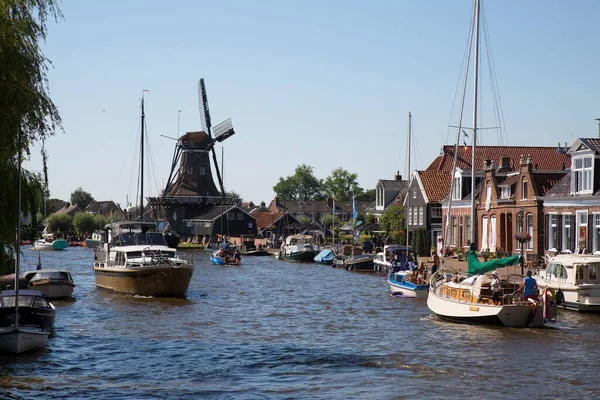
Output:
[
  {"xmin": 394, "ymin": 171, "xmax": 402, "ymax": 181},
  {"xmin": 260, "ymin": 201, "xmax": 266, "ymax": 207}
]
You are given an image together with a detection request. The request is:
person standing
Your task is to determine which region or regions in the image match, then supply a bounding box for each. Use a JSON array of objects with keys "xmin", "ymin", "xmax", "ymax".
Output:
[
  {"xmin": 490, "ymin": 271, "xmax": 502, "ymax": 304},
  {"xmin": 520, "ymin": 270, "xmax": 538, "ymax": 301}
]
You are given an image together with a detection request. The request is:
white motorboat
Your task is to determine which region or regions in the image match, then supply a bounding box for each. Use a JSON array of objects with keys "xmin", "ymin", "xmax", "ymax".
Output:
[
  {"xmin": 536, "ymin": 253, "xmax": 600, "ymax": 312},
  {"xmin": 373, "ymin": 245, "xmax": 417, "ymax": 276},
  {"xmin": 279, "ymin": 235, "xmax": 318, "ymax": 262},
  {"xmin": 84, "ymin": 230, "xmax": 105, "ymax": 249},
  {"xmin": 32, "ymin": 236, "xmax": 68, "ymax": 251}
]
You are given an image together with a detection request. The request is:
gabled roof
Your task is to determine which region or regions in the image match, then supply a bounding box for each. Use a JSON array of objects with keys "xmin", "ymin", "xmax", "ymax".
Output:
[
  {"xmin": 252, "ymin": 211, "xmax": 299, "ymax": 230},
  {"xmin": 531, "ymin": 172, "xmax": 567, "ymax": 196},
  {"xmin": 543, "ymin": 174, "xmax": 572, "ymax": 198},
  {"xmin": 416, "ymin": 170, "xmax": 452, "ymax": 203},
  {"xmin": 85, "ymin": 200, "xmax": 122, "ymax": 214},
  {"xmin": 427, "ymin": 145, "xmax": 570, "ymax": 172},
  {"xmin": 190, "ymin": 205, "xmax": 256, "ymax": 222},
  {"xmin": 53, "ymin": 203, "xmax": 82, "ymax": 216},
  {"xmin": 568, "ymin": 138, "xmax": 600, "ymax": 155},
  {"xmin": 377, "ymin": 179, "xmax": 407, "ymax": 190}
]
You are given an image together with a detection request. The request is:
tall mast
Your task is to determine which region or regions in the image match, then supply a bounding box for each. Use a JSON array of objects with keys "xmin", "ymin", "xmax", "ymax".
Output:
[
  {"xmin": 470, "ymin": 0, "xmax": 480, "ymax": 244},
  {"xmin": 15, "ymin": 130, "xmax": 22, "ymax": 330},
  {"xmin": 140, "ymin": 95, "xmax": 145, "ymax": 220},
  {"xmin": 406, "ymin": 112, "xmax": 411, "ymax": 251}
]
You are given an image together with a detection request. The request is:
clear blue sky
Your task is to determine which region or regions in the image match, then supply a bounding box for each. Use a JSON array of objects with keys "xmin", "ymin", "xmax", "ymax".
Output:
[{"xmin": 25, "ymin": 0, "xmax": 600, "ymax": 207}]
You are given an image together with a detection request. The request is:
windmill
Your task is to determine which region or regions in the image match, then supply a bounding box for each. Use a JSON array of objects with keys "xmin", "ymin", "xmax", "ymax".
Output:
[{"xmin": 198, "ymin": 78, "xmax": 235, "ymax": 195}]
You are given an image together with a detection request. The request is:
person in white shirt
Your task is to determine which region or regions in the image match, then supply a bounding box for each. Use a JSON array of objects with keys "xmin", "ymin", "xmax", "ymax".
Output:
[{"xmin": 490, "ymin": 271, "xmax": 502, "ymax": 304}]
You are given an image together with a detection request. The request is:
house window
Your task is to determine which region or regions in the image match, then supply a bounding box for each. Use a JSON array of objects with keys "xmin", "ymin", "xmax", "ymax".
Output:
[
  {"xmin": 237, "ymin": 212, "xmax": 244, "ymax": 220},
  {"xmin": 465, "ymin": 216, "xmax": 471, "ymax": 244},
  {"xmin": 451, "ymin": 216, "xmax": 457, "ymax": 245},
  {"xmin": 562, "ymin": 214, "xmax": 572, "ymax": 252},
  {"xmin": 516, "ymin": 212, "xmax": 524, "ymax": 249},
  {"xmin": 452, "ymin": 177, "xmax": 461, "ymax": 200},
  {"xmin": 526, "ymin": 213, "xmax": 534, "ymax": 250},
  {"xmin": 431, "ymin": 204, "xmax": 441, "ymax": 218},
  {"xmin": 458, "ymin": 216, "xmax": 463, "ymax": 248},
  {"xmin": 413, "ymin": 188, "xmax": 417, "ymax": 199},
  {"xmin": 573, "ymin": 157, "xmax": 593, "ymax": 194},
  {"xmin": 199, "ymin": 167, "xmax": 205, "ymax": 175},
  {"xmin": 548, "ymin": 214, "xmax": 558, "ymax": 251},
  {"xmin": 228, "ymin": 212, "xmax": 234, "ymax": 220},
  {"xmin": 408, "ymin": 207, "xmax": 412, "ymax": 225},
  {"xmin": 418, "ymin": 207, "xmax": 423, "ymax": 225},
  {"xmin": 481, "ymin": 215, "xmax": 489, "ymax": 250},
  {"xmin": 501, "ymin": 186, "xmax": 511, "ymax": 199},
  {"xmin": 521, "ymin": 180, "xmax": 528, "ymax": 200},
  {"xmin": 413, "ymin": 207, "xmax": 418, "ymax": 226},
  {"xmin": 594, "ymin": 214, "xmax": 600, "ymax": 254},
  {"xmin": 577, "ymin": 210, "xmax": 588, "ymax": 253}
]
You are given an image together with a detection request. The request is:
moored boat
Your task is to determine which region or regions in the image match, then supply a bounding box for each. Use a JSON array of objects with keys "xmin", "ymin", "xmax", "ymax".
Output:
[
  {"xmin": 32, "ymin": 236, "xmax": 68, "ymax": 251},
  {"xmin": 279, "ymin": 235, "xmax": 318, "ymax": 262},
  {"xmin": 314, "ymin": 248, "xmax": 335, "ymax": 265},
  {"xmin": 343, "ymin": 254, "xmax": 375, "ymax": 272},
  {"xmin": 388, "ymin": 270, "xmax": 428, "ymax": 298},
  {"xmin": 84, "ymin": 230, "xmax": 105, "ymax": 249},
  {"xmin": 93, "ymin": 220, "xmax": 194, "ymax": 297},
  {"xmin": 373, "ymin": 245, "xmax": 417, "ymax": 276},
  {"xmin": 22, "ymin": 270, "xmax": 75, "ymax": 299},
  {"xmin": 536, "ymin": 253, "xmax": 600, "ymax": 312}
]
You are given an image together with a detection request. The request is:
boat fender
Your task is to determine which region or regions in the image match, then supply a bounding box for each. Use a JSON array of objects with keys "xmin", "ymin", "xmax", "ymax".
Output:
[
  {"xmin": 555, "ymin": 289, "xmax": 564, "ymax": 306},
  {"xmin": 546, "ymin": 287, "xmax": 556, "ymax": 303}
]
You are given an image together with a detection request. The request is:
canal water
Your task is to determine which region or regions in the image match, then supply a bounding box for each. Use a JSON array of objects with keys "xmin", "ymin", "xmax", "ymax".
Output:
[{"xmin": 1, "ymin": 247, "xmax": 599, "ymax": 399}]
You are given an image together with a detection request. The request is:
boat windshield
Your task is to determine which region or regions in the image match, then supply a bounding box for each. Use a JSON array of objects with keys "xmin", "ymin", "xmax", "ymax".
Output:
[
  {"xmin": 31, "ymin": 271, "xmax": 71, "ymax": 281},
  {"xmin": 113, "ymin": 232, "xmax": 168, "ymax": 247},
  {"xmin": 1, "ymin": 295, "xmax": 36, "ymax": 308}
]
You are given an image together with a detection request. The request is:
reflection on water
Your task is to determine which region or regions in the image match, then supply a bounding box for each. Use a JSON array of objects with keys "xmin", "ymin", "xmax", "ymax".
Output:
[{"xmin": 0, "ymin": 247, "xmax": 599, "ymax": 398}]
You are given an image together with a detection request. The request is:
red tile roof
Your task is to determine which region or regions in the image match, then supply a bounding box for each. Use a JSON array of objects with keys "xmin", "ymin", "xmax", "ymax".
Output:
[
  {"xmin": 253, "ymin": 211, "xmax": 286, "ymax": 230},
  {"xmin": 427, "ymin": 146, "xmax": 570, "ymax": 171},
  {"xmin": 417, "ymin": 170, "xmax": 452, "ymax": 202}
]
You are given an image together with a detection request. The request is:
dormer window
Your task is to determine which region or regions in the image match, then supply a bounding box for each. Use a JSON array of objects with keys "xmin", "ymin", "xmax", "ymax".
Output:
[
  {"xmin": 521, "ymin": 180, "xmax": 528, "ymax": 200},
  {"xmin": 452, "ymin": 177, "xmax": 462, "ymax": 200},
  {"xmin": 501, "ymin": 186, "xmax": 511, "ymax": 199},
  {"xmin": 572, "ymin": 156, "xmax": 593, "ymax": 194}
]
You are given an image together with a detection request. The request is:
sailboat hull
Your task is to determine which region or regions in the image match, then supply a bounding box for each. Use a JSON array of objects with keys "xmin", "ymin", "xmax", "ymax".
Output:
[
  {"xmin": 0, "ymin": 327, "xmax": 49, "ymax": 354},
  {"xmin": 93, "ymin": 264, "xmax": 194, "ymax": 297}
]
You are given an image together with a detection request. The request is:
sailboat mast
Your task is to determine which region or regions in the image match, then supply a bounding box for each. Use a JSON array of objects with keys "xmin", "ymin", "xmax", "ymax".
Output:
[
  {"xmin": 406, "ymin": 112, "xmax": 411, "ymax": 251},
  {"xmin": 140, "ymin": 96, "xmax": 145, "ymax": 220},
  {"xmin": 15, "ymin": 132, "xmax": 22, "ymax": 330},
  {"xmin": 470, "ymin": 0, "xmax": 480, "ymax": 244}
]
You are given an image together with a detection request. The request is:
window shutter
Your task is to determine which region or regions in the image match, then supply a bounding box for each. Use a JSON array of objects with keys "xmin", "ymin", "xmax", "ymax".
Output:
[
  {"xmin": 588, "ymin": 214, "xmax": 594, "ymax": 253},
  {"xmin": 570, "ymin": 216, "xmax": 576, "ymax": 252},
  {"xmin": 557, "ymin": 216, "xmax": 562, "ymax": 251},
  {"xmin": 544, "ymin": 214, "xmax": 549, "ymax": 251}
]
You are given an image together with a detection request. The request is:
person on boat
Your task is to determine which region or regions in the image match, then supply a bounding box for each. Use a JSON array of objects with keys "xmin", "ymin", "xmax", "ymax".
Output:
[
  {"xmin": 417, "ymin": 261, "xmax": 426, "ymax": 285},
  {"xmin": 490, "ymin": 271, "xmax": 502, "ymax": 304},
  {"xmin": 431, "ymin": 254, "xmax": 440, "ymax": 275},
  {"xmin": 216, "ymin": 247, "xmax": 225, "ymax": 261},
  {"xmin": 519, "ymin": 270, "xmax": 538, "ymax": 301},
  {"xmin": 391, "ymin": 254, "xmax": 400, "ymax": 274},
  {"xmin": 233, "ymin": 250, "xmax": 241, "ymax": 264}
]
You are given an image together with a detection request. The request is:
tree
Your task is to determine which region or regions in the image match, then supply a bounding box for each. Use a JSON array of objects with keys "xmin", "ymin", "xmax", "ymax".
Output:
[
  {"xmin": 71, "ymin": 187, "xmax": 95, "ymax": 210},
  {"xmin": 322, "ymin": 167, "xmax": 362, "ymax": 201},
  {"xmin": 273, "ymin": 164, "xmax": 323, "ymax": 202},
  {"xmin": 46, "ymin": 213, "xmax": 73, "ymax": 234},
  {"xmin": 0, "ymin": 1, "xmax": 63, "ymax": 274},
  {"xmin": 356, "ymin": 189, "xmax": 376, "ymax": 202},
  {"xmin": 379, "ymin": 204, "xmax": 406, "ymax": 244},
  {"xmin": 73, "ymin": 212, "xmax": 98, "ymax": 236}
]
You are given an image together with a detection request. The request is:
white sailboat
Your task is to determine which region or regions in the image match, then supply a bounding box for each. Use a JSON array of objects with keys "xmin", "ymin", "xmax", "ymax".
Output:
[
  {"xmin": 426, "ymin": 0, "xmax": 556, "ymax": 327},
  {"xmin": 0, "ymin": 134, "xmax": 50, "ymax": 353},
  {"xmin": 387, "ymin": 113, "xmax": 429, "ymax": 298}
]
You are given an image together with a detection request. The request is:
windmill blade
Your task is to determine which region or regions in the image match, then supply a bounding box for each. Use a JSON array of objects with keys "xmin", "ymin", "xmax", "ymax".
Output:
[
  {"xmin": 213, "ymin": 118, "xmax": 235, "ymax": 142},
  {"xmin": 198, "ymin": 78, "xmax": 212, "ymax": 134}
]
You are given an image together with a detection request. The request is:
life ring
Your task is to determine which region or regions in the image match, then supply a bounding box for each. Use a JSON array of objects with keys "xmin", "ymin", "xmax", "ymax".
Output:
[{"xmin": 555, "ymin": 289, "xmax": 564, "ymax": 306}]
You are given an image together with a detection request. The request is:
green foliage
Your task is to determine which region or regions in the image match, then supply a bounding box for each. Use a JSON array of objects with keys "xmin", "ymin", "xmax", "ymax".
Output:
[
  {"xmin": 379, "ymin": 204, "xmax": 405, "ymax": 244},
  {"xmin": 356, "ymin": 188, "xmax": 376, "ymax": 202},
  {"xmin": 273, "ymin": 164, "xmax": 323, "ymax": 202},
  {"xmin": 365, "ymin": 213, "xmax": 377, "ymax": 224},
  {"xmin": 321, "ymin": 214, "xmax": 339, "ymax": 227},
  {"xmin": 322, "ymin": 167, "xmax": 362, "ymax": 201},
  {"xmin": 70, "ymin": 187, "xmax": 94, "ymax": 210},
  {"xmin": 94, "ymin": 214, "xmax": 107, "ymax": 228},
  {"xmin": 73, "ymin": 212, "xmax": 99, "ymax": 235},
  {"xmin": 297, "ymin": 215, "xmax": 311, "ymax": 224},
  {"xmin": 411, "ymin": 228, "xmax": 428, "ymax": 256},
  {"xmin": 0, "ymin": 0, "xmax": 62, "ymax": 273},
  {"xmin": 225, "ymin": 190, "xmax": 242, "ymax": 202},
  {"xmin": 46, "ymin": 213, "xmax": 73, "ymax": 234}
]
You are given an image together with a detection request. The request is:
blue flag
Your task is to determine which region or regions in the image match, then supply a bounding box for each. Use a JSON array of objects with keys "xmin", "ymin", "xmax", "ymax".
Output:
[
  {"xmin": 352, "ymin": 197, "xmax": 357, "ymax": 221},
  {"xmin": 332, "ymin": 197, "xmax": 336, "ymax": 215}
]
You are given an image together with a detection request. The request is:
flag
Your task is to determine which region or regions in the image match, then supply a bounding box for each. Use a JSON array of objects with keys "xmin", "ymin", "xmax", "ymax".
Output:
[
  {"xmin": 332, "ymin": 197, "xmax": 336, "ymax": 216},
  {"xmin": 352, "ymin": 197, "xmax": 357, "ymax": 221},
  {"xmin": 36, "ymin": 252, "xmax": 42, "ymax": 270}
]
